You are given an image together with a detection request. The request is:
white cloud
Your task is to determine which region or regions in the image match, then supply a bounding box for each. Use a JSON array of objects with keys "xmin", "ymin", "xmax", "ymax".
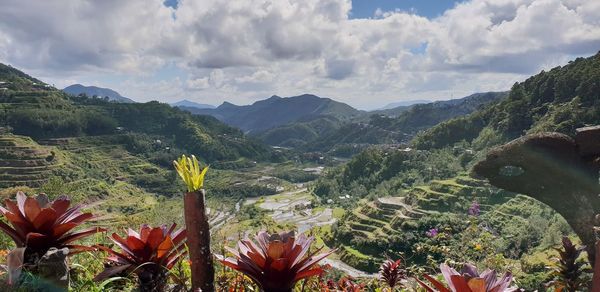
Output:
[
  {"xmin": 0, "ymin": 0, "xmax": 598, "ymax": 109},
  {"xmin": 186, "ymin": 77, "xmax": 210, "ymax": 90}
]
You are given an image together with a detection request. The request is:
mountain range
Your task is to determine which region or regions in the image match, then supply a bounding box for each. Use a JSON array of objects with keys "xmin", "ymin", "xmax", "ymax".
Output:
[
  {"xmin": 413, "ymin": 52, "xmax": 600, "ymax": 150},
  {"xmin": 379, "ymin": 99, "xmax": 430, "ymax": 110},
  {"xmin": 183, "ymin": 94, "xmax": 362, "ymax": 133},
  {"xmin": 55, "ymin": 80, "xmax": 506, "ymax": 156},
  {"xmin": 63, "ymin": 84, "xmax": 135, "ymax": 103},
  {"xmin": 171, "ymin": 99, "xmax": 215, "ymax": 109},
  {"xmin": 256, "ymin": 91, "xmax": 506, "ymax": 154},
  {"xmin": 0, "ymin": 64, "xmax": 270, "ymax": 163}
]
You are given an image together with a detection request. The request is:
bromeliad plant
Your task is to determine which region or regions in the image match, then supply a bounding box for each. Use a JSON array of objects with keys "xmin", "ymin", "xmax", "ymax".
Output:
[
  {"xmin": 0, "ymin": 192, "xmax": 105, "ymax": 288},
  {"xmin": 95, "ymin": 223, "xmax": 187, "ymax": 292},
  {"xmin": 417, "ymin": 263, "xmax": 515, "ymax": 292},
  {"xmin": 547, "ymin": 237, "xmax": 590, "ymax": 292},
  {"xmin": 336, "ymin": 276, "xmax": 365, "ymax": 292},
  {"xmin": 173, "ymin": 154, "xmax": 214, "ymax": 291},
  {"xmin": 379, "ymin": 259, "xmax": 405, "ymax": 290},
  {"xmin": 217, "ymin": 231, "xmax": 334, "ymax": 292}
]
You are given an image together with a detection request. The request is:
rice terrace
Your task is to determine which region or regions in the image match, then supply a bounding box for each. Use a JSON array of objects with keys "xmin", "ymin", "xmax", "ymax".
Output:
[{"xmin": 0, "ymin": 0, "xmax": 600, "ymax": 291}]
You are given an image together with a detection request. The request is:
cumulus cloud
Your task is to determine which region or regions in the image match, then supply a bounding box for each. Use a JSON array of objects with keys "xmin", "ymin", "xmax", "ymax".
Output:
[
  {"xmin": 0, "ymin": 0, "xmax": 176, "ymax": 73},
  {"xmin": 0, "ymin": 0, "xmax": 598, "ymax": 109}
]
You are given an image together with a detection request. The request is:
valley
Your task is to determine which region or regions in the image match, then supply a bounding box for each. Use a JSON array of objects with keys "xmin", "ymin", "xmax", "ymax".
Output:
[
  {"xmin": 0, "ymin": 51, "xmax": 599, "ymax": 290},
  {"xmin": 1, "ymin": 1, "xmax": 598, "ymax": 290}
]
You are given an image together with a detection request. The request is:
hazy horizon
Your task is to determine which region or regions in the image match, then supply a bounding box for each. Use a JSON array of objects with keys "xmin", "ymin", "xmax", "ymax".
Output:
[{"xmin": 0, "ymin": 0, "xmax": 598, "ymax": 109}]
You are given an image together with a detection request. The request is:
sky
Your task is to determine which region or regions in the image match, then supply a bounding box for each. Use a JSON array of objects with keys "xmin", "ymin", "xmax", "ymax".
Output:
[{"xmin": 0, "ymin": 0, "xmax": 599, "ymax": 110}]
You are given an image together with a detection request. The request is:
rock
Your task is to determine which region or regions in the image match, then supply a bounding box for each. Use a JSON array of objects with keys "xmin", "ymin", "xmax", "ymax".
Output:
[
  {"xmin": 473, "ymin": 131, "xmax": 600, "ymax": 265},
  {"xmin": 576, "ymin": 125, "xmax": 600, "ymax": 157},
  {"xmin": 37, "ymin": 247, "xmax": 69, "ymax": 291}
]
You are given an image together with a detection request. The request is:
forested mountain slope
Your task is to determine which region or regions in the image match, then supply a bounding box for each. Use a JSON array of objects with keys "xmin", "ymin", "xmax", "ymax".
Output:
[
  {"xmin": 63, "ymin": 84, "xmax": 135, "ymax": 103},
  {"xmin": 413, "ymin": 52, "xmax": 600, "ymax": 150},
  {"xmin": 311, "ymin": 53, "xmax": 600, "ymax": 289},
  {"xmin": 185, "ymin": 94, "xmax": 362, "ymax": 133},
  {"xmin": 0, "ymin": 63, "xmax": 272, "ymax": 163},
  {"xmin": 258, "ymin": 91, "xmax": 505, "ymax": 155}
]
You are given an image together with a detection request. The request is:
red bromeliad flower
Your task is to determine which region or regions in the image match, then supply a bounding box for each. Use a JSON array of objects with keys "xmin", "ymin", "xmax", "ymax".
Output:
[
  {"xmin": 417, "ymin": 263, "xmax": 515, "ymax": 292},
  {"xmin": 379, "ymin": 259, "xmax": 405, "ymax": 289},
  {"xmin": 337, "ymin": 276, "xmax": 365, "ymax": 292},
  {"xmin": 216, "ymin": 231, "xmax": 334, "ymax": 292},
  {"xmin": 0, "ymin": 191, "xmax": 104, "ymax": 256},
  {"xmin": 95, "ymin": 223, "xmax": 187, "ymax": 287}
]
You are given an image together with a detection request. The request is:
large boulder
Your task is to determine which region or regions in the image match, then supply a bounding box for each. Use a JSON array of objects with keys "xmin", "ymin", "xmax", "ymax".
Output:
[{"xmin": 473, "ymin": 127, "xmax": 600, "ymax": 264}]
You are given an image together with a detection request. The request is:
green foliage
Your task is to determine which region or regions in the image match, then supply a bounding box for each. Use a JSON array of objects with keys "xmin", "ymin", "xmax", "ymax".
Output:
[
  {"xmin": 1, "ymin": 72, "xmax": 273, "ymax": 163},
  {"xmin": 414, "ymin": 52, "xmax": 600, "ymax": 149},
  {"xmin": 314, "ymin": 147, "xmax": 463, "ymax": 203},
  {"xmin": 207, "ymin": 183, "xmax": 277, "ymax": 199},
  {"xmin": 266, "ymin": 91, "xmax": 506, "ymax": 153},
  {"xmin": 256, "ymin": 115, "xmax": 342, "ymax": 148},
  {"xmin": 272, "ymin": 169, "xmax": 318, "ymax": 183}
]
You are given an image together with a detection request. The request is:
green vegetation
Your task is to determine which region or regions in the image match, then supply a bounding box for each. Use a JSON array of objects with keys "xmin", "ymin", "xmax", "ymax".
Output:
[
  {"xmin": 313, "ymin": 146, "xmax": 464, "ymax": 206},
  {"xmin": 255, "ymin": 92, "xmax": 505, "ymax": 155},
  {"xmin": 413, "ymin": 52, "xmax": 600, "ymax": 150},
  {"xmin": 187, "ymin": 94, "xmax": 361, "ymax": 133},
  {"xmin": 306, "ymin": 52, "xmax": 600, "ymax": 290},
  {"xmin": 0, "ymin": 52, "xmax": 598, "ymax": 290},
  {"xmin": 0, "ymin": 64, "xmax": 272, "ymax": 163}
]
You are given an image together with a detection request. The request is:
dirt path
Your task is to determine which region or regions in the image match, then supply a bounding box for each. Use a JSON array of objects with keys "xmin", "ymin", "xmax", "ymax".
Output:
[{"xmin": 322, "ymin": 258, "xmax": 378, "ymax": 278}]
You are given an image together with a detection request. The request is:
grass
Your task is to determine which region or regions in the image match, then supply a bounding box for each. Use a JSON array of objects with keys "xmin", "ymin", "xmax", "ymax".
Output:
[
  {"xmin": 343, "ymin": 245, "xmax": 371, "ymax": 260},
  {"xmin": 332, "ymin": 207, "xmax": 345, "ymax": 218}
]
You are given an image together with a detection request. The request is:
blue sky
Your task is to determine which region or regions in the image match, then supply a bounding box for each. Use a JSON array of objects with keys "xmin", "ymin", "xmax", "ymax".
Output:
[
  {"xmin": 164, "ymin": 0, "xmax": 462, "ymax": 19},
  {"xmin": 350, "ymin": 0, "xmax": 462, "ymax": 18},
  {"xmin": 1, "ymin": 0, "xmax": 599, "ymax": 110}
]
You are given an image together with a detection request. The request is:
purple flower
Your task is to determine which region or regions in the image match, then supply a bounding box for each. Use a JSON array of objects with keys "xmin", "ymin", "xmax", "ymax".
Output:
[
  {"xmin": 426, "ymin": 228, "xmax": 439, "ymax": 238},
  {"xmin": 468, "ymin": 201, "xmax": 480, "ymax": 216}
]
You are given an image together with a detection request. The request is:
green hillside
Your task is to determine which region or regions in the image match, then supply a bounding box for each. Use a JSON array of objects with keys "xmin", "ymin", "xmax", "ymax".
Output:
[
  {"xmin": 0, "ymin": 63, "xmax": 47, "ymax": 91},
  {"xmin": 0, "ymin": 135, "xmax": 57, "ymax": 188},
  {"xmin": 413, "ymin": 52, "xmax": 600, "ymax": 150},
  {"xmin": 256, "ymin": 115, "xmax": 344, "ymax": 147},
  {"xmin": 256, "ymin": 92, "xmax": 505, "ymax": 156},
  {"xmin": 310, "ymin": 53, "xmax": 600, "ymax": 289},
  {"xmin": 0, "ymin": 63, "xmax": 272, "ymax": 163},
  {"xmin": 0, "ymin": 62, "xmax": 283, "ymax": 231},
  {"xmin": 330, "ymin": 175, "xmax": 565, "ymax": 272}
]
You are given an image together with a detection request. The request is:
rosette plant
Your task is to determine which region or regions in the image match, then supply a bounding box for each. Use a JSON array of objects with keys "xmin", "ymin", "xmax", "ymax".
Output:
[
  {"xmin": 95, "ymin": 223, "xmax": 187, "ymax": 292},
  {"xmin": 379, "ymin": 259, "xmax": 405, "ymax": 290},
  {"xmin": 173, "ymin": 154, "xmax": 213, "ymax": 291},
  {"xmin": 337, "ymin": 276, "xmax": 365, "ymax": 292},
  {"xmin": 417, "ymin": 263, "xmax": 515, "ymax": 292},
  {"xmin": 217, "ymin": 231, "xmax": 334, "ymax": 292},
  {"xmin": 0, "ymin": 192, "xmax": 105, "ymax": 288},
  {"xmin": 547, "ymin": 237, "xmax": 589, "ymax": 291}
]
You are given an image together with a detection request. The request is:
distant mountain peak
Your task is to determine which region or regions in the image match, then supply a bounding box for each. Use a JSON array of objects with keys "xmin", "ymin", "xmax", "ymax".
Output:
[
  {"xmin": 295, "ymin": 93, "xmax": 321, "ymax": 99},
  {"xmin": 214, "ymin": 101, "xmax": 241, "ymax": 111},
  {"xmin": 380, "ymin": 99, "xmax": 430, "ymax": 110},
  {"xmin": 219, "ymin": 101, "xmax": 237, "ymax": 108},
  {"xmin": 171, "ymin": 99, "xmax": 215, "ymax": 109},
  {"xmin": 63, "ymin": 84, "xmax": 135, "ymax": 103},
  {"xmin": 184, "ymin": 93, "xmax": 360, "ymax": 133}
]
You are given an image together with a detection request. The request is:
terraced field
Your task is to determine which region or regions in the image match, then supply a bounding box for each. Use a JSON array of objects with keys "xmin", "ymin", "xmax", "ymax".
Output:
[
  {"xmin": 405, "ymin": 176, "xmax": 512, "ymax": 214},
  {"xmin": 334, "ymin": 175, "xmax": 519, "ymax": 271},
  {"xmin": 0, "ymin": 135, "xmax": 58, "ymax": 188},
  {"xmin": 0, "ymin": 134, "xmax": 212, "ymax": 229}
]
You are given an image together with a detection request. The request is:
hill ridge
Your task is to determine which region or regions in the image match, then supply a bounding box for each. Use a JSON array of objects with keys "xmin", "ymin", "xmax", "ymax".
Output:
[{"xmin": 183, "ymin": 93, "xmax": 361, "ymax": 133}]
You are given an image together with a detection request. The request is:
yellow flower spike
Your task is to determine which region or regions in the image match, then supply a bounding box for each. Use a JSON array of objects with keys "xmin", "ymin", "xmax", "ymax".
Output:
[{"xmin": 173, "ymin": 154, "xmax": 209, "ymax": 192}]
